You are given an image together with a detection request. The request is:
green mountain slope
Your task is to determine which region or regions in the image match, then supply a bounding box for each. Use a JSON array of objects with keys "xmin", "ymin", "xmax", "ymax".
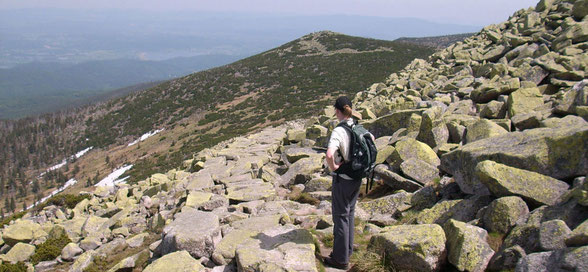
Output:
[
  {"xmin": 84, "ymin": 31, "xmax": 435, "ymax": 181},
  {"xmin": 0, "ymin": 31, "xmax": 435, "ymax": 210}
]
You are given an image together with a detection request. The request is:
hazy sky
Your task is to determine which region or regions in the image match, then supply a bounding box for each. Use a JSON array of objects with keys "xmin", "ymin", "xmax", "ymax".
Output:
[{"xmin": 1, "ymin": 0, "xmax": 539, "ymax": 26}]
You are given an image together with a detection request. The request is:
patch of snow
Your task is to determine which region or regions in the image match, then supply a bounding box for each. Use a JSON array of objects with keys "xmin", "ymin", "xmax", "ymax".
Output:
[
  {"xmin": 128, "ymin": 129, "xmax": 164, "ymax": 146},
  {"xmin": 95, "ymin": 165, "xmax": 133, "ymax": 187},
  {"xmin": 75, "ymin": 147, "xmax": 93, "ymax": 159},
  {"xmin": 46, "ymin": 161, "xmax": 67, "ymax": 172},
  {"xmin": 27, "ymin": 178, "xmax": 78, "ymax": 210},
  {"xmin": 40, "ymin": 146, "xmax": 94, "ymax": 176}
]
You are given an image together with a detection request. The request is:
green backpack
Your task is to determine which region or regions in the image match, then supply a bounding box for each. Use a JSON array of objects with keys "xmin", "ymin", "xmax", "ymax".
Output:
[{"xmin": 334, "ymin": 121, "xmax": 378, "ymax": 193}]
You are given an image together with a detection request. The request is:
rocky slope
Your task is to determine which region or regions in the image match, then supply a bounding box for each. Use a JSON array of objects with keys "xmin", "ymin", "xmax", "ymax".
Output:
[{"xmin": 1, "ymin": 0, "xmax": 587, "ymax": 271}]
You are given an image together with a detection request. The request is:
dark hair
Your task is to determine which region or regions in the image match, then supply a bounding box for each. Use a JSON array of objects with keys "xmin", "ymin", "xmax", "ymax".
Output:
[{"xmin": 341, "ymin": 104, "xmax": 352, "ymax": 118}]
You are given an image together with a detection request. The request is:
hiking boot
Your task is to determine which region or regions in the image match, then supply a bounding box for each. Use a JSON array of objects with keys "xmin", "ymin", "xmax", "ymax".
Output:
[{"xmin": 323, "ymin": 256, "xmax": 349, "ymax": 270}]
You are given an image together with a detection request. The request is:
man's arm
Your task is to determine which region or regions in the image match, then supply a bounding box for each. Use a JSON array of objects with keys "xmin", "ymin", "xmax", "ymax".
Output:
[{"xmin": 326, "ymin": 147, "xmax": 341, "ymax": 172}]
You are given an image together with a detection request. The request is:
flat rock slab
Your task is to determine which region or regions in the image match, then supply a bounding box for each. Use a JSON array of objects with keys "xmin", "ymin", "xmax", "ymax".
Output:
[
  {"xmin": 416, "ymin": 196, "xmax": 491, "ymax": 225},
  {"xmin": 225, "ymin": 179, "xmax": 276, "ymax": 202},
  {"xmin": 161, "ymin": 208, "xmax": 221, "ymax": 259},
  {"xmin": 475, "ymin": 160, "xmax": 569, "ymax": 206},
  {"xmin": 370, "ymin": 224, "xmax": 447, "ymax": 272},
  {"xmin": 2, "ymin": 219, "xmax": 46, "ymax": 246},
  {"xmin": 374, "ymin": 164, "xmax": 422, "ymax": 192},
  {"xmin": 143, "ymin": 250, "xmax": 205, "ymax": 272},
  {"xmin": 441, "ymin": 124, "xmax": 588, "ymax": 195},
  {"xmin": 400, "ymin": 158, "xmax": 439, "ymax": 185},
  {"xmin": 234, "ymin": 225, "xmax": 317, "ymax": 272}
]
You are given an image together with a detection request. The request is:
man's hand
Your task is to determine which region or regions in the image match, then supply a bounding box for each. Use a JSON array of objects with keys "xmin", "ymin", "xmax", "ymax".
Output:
[{"xmin": 326, "ymin": 147, "xmax": 341, "ymax": 172}]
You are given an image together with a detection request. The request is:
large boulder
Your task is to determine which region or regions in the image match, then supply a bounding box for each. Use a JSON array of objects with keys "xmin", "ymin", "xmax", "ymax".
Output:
[
  {"xmin": 160, "ymin": 208, "xmax": 221, "ymax": 259},
  {"xmin": 416, "ymin": 196, "xmax": 491, "ymax": 225},
  {"xmin": 374, "ymin": 164, "xmax": 422, "ymax": 192},
  {"xmin": 185, "ymin": 191, "xmax": 213, "ymax": 209},
  {"xmin": 464, "ymin": 119, "xmax": 508, "ymax": 144},
  {"xmin": 416, "ymin": 106, "xmax": 449, "ymax": 149},
  {"xmin": 390, "ymin": 138, "xmax": 440, "ymax": 170},
  {"xmin": 279, "ymin": 156, "xmax": 324, "ymax": 186},
  {"xmin": 370, "ymin": 224, "xmax": 447, "ymax": 272},
  {"xmin": 358, "ymin": 191, "xmax": 412, "ymax": 219},
  {"xmin": 234, "ymin": 225, "xmax": 317, "ymax": 272},
  {"xmin": 61, "ymin": 243, "xmax": 84, "ymax": 261},
  {"xmin": 443, "ymin": 219, "xmax": 495, "ymax": 272},
  {"xmin": 475, "ymin": 160, "xmax": 569, "ymax": 206},
  {"xmin": 225, "ymin": 179, "xmax": 276, "ymax": 202},
  {"xmin": 440, "ymin": 124, "xmax": 588, "ymax": 195},
  {"xmin": 143, "ymin": 250, "xmax": 205, "ymax": 272},
  {"xmin": 363, "ymin": 109, "xmax": 424, "ymax": 138},
  {"xmin": 507, "ymin": 87, "xmax": 544, "ymax": 117},
  {"xmin": 480, "ymin": 101, "xmax": 506, "ymax": 119},
  {"xmin": 501, "ymin": 224, "xmax": 541, "ymax": 254},
  {"xmin": 515, "ymin": 246, "xmax": 588, "ymax": 272},
  {"xmin": 482, "ymin": 196, "xmax": 529, "ymax": 234},
  {"xmin": 212, "ymin": 229, "xmax": 258, "ymax": 265},
  {"xmin": 555, "ymin": 80, "xmax": 588, "ymax": 115},
  {"xmin": 82, "ymin": 216, "xmax": 111, "ymax": 238},
  {"xmin": 539, "ymin": 220, "xmax": 572, "ymax": 251},
  {"xmin": 399, "ymin": 158, "xmax": 439, "ymax": 185},
  {"xmin": 1, "ymin": 242, "xmax": 35, "ymax": 263},
  {"xmin": 2, "ymin": 220, "xmax": 46, "ymax": 246}
]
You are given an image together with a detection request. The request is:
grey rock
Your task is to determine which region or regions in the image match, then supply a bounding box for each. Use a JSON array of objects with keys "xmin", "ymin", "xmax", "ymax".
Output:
[
  {"xmin": 539, "ymin": 220, "xmax": 572, "ymax": 251},
  {"xmin": 441, "ymin": 124, "xmax": 588, "ymax": 195},
  {"xmin": 400, "ymin": 158, "xmax": 439, "ymax": 185},
  {"xmin": 161, "ymin": 208, "xmax": 221, "ymax": 259},
  {"xmin": 489, "ymin": 245, "xmax": 526, "ymax": 271},
  {"xmin": 374, "ymin": 164, "xmax": 422, "ymax": 192},
  {"xmin": 482, "ymin": 196, "xmax": 529, "ymax": 234},
  {"xmin": 443, "ymin": 219, "xmax": 494, "ymax": 272},
  {"xmin": 370, "ymin": 224, "xmax": 447, "ymax": 272},
  {"xmin": 475, "ymin": 160, "xmax": 569, "ymax": 206}
]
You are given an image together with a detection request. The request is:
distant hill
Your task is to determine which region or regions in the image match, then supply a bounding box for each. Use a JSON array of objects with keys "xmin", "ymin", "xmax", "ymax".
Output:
[
  {"xmin": 395, "ymin": 33, "xmax": 475, "ymax": 49},
  {"xmin": 0, "ymin": 54, "xmax": 244, "ymax": 119},
  {"xmin": 0, "ymin": 9, "xmax": 481, "ymax": 67},
  {"xmin": 0, "ymin": 31, "xmax": 436, "ymax": 211}
]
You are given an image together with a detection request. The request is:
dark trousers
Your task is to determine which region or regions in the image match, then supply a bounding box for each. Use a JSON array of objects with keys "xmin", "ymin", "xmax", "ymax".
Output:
[{"xmin": 331, "ymin": 174, "xmax": 361, "ymax": 264}]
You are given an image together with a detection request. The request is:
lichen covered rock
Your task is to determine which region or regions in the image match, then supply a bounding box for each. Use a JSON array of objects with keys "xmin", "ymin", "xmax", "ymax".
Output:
[
  {"xmin": 443, "ymin": 219, "xmax": 494, "ymax": 272},
  {"xmin": 143, "ymin": 250, "xmax": 205, "ymax": 272},
  {"xmin": 441, "ymin": 124, "xmax": 588, "ymax": 195},
  {"xmin": 370, "ymin": 224, "xmax": 447, "ymax": 272},
  {"xmin": 475, "ymin": 160, "xmax": 569, "ymax": 206},
  {"xmin": 482, "ymin": 196, "xmax": 529, "ymax": 234},
  {"xmin": 160, "ymin": 208, "xmax": 221, "ymax": 258},
  {"xmin": 234, "ymin": 225, "xmax": 317, "ymax": 272}
]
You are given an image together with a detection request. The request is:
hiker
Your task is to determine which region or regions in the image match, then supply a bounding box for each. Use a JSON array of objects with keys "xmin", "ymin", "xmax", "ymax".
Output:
[{"xmin": 324, "ymin": 96, "xmax": 375, "ymax": 270}]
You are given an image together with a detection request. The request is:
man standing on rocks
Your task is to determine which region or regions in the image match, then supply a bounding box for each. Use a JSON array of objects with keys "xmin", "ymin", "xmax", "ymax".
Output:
[{"xmin": 324, "ymin": 96, "xmax": 369, "ymax": 270}]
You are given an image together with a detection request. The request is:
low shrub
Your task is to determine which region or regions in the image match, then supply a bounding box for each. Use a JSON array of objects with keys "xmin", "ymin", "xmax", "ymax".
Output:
[
  {"xmin": 30, "ymin": 232, "xmax": 72, "ymax": 265},
  {"xmin": 40, "ymin": 194, "xmax": 91, "ymax": 210},
  {"xmin": 0, "ymin": 262, "xmax": 27, "ymax": 272}
]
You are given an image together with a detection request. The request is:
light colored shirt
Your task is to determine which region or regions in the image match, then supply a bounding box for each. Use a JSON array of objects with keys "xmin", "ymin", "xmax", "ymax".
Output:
[{"xmin": 327, "ymin": 118, "xmax": 354, "ymax": 180}]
